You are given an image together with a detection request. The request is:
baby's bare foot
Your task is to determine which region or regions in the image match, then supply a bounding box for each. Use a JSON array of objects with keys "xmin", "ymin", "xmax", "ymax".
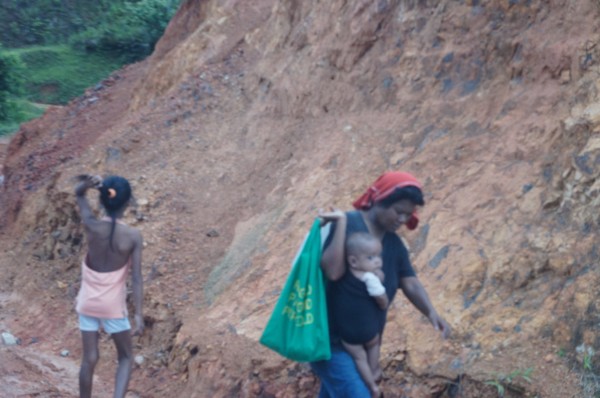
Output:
[
  {"xmin": 370, "ymin": 385, "xmax": 382, "ymax": 398},
  {"xmin": 373, "ymin": 368, "xmax": 385, "ymax": 383}
]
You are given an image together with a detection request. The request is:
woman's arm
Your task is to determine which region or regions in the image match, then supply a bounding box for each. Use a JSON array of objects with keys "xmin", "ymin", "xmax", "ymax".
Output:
[
  {"xmin": 130, "ymin": 230, "xmax": 144, "ymax": 336},
  {"xmin": 318, "ymin": 210, "xmax": 347, "ymax": 281},
  {"xmin": 399, "ymin": 276, "xmax": 450, "ymax": 338}
]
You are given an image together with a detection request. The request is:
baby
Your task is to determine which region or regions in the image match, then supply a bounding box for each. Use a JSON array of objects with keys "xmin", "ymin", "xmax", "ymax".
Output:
[{"xmin": 341, "ymin": 232, "xmax": 388, "ymax": 398}]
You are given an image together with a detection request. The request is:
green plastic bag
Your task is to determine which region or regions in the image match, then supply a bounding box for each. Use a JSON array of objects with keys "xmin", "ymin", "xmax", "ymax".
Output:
[{"xmin": 259, "ymin": 218, "xmax": 331, "ymax": 362}]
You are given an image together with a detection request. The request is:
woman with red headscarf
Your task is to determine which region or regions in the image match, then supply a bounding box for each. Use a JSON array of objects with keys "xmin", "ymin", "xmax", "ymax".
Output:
[{"xmin": 310, "ymin": 171, "xmax": 450, "ymax": 398}]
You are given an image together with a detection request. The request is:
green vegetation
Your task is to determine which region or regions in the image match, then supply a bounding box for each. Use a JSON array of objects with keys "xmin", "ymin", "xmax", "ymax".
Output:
[
  {"xmin": 0, "ymin": 0, "xmax": 179, "ymax": 51},
  {"xmin": 485, "ymin": 367, "xmax": 533, "ymax": 397},
  {"xmin": 0, "ymin": 1, "xmax": 114, "ymax": 47},
  {"xmin": 70, "ymin": 0, "xmax": 180, "ymax": 63},
  {"xmin": 584, "ymin": 352, "xmax": 594, "ymax": 372},
  {"xmin": 0, "ymin": 0, "xmax": 181, "ymax": 136},
  {"xmin": 0, "ymin": 100, "xmax": 46, "ymax": 136},
  {"xmin": 7, "ymin": 45, "xmax": 123, "ymax": 105},
  {"xmin": 0, "ymin": 51, "xmax": 29, "ymax": 133},
  {"xmin": 578, "ymin": 344, "xmax": 600, "ymax": 397},
  {"xmin": 580, "ymin": 361, "xmax": 600, "ymax": 397}
]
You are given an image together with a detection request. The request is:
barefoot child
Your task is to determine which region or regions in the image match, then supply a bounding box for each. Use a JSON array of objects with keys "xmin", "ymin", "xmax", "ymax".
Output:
[
  {"xmin": 340, "ymin": 232, "xmax": 389, "ymax": 398},
  {"xmin": 74, "ymin": 175, "xmax": 144, "ymax": 398}
]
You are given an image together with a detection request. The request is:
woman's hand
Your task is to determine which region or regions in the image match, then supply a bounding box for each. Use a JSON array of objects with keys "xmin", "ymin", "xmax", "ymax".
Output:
[
  {"xmin": 428, "ymin": 311, "xmax": 451, "ymax": 339},
  {"xmin": 318, "ymin": 208, "xmax": 346, "ymax": 226},
  {"xmin": 400, "ymin": 277, "xmax": 451, "ymax": 339}
]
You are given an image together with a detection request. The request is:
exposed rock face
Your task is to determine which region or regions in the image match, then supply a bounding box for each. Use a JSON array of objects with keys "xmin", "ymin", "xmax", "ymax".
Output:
[{"xmin": 2, "ymin": 0, "xmax": 600, "ymax": 396}]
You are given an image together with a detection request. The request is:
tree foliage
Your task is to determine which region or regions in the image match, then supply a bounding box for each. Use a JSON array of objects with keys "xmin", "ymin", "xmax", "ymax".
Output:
[
  {"xmin": 0, "ymin": 52, "xmax": 25, "ymax": 121},
  {"xmin": 0, "ymin": 1, "xmax": 115, "ymax": 47},
  {"xmin": 0, "ymin": 0, "xmax": 181, "ymax": 132},
  {"xmin": 70, "ymin": 0, "xmax": 180, "ymax": 62},
  {"xmin": 0, "ymin": 0, "xmax": 180, "ymax": 62}
]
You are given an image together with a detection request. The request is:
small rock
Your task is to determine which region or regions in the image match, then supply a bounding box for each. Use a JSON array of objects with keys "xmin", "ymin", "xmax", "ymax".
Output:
[
  {"xmin": 545, "ymin": 354, "xmax": 554, "ymax": 363},
  {"xmin": 60, "ymin": 349, "xmax": 70, "ymax": 357},
  {"xmin": 560, "ymin": 69, "xmax": 571, "ymax": 84},
  {"xmin": 382, "ymin": 76, "xmax": 394, "ymax": 89},
  {"xmin": 137, "ymin": 198, "xmax": 149, "ymax": 207},
  {"xmin": 522, "ymin": 183, "xmax": 534, "ymax": 194},
  {"xmin": 106, "ymin": 147, "xmax": 121, "ymax": 162},
  {"xmin": 298, "ymin": 376, "xmax": 315, "ymax": 390},
  {"xmin": 2, "ymin": 332, "xmax": 18, "ymax": 346},
  {"xmin": 206, "ymin": 229, "xmax": 219, "ymax": 237},
  {"xmin": 135, "ymin": 355, "xmax": 144, "ymax": 365},
  {"xmin": 393, "ymin": 352, "xmax": 405, "ymax": 361},
  {"xmin": 450, "ymin": 358, "xmax": 464, "ymax": 370},
  {"xmin": 249, "ymin": 381, "xmax": 261, "ymax": 395}
]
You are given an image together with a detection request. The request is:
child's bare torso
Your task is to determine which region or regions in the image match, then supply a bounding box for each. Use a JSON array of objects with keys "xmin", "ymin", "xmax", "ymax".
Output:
[{"xmin": 85, "ymin": 219, "xmax": 138, "ymax": 272}]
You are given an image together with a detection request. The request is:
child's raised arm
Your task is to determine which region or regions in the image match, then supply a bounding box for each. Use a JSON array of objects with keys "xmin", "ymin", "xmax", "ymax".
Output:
[{"xmin": 74, "ymin": 175, "xmax": 102, "ymax": 226}]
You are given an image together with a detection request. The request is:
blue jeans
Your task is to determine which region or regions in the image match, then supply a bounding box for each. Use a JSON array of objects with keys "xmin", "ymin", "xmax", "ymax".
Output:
[{"xmin": 310, "ymin": 346, "xmax": 370, "ymax": 398}]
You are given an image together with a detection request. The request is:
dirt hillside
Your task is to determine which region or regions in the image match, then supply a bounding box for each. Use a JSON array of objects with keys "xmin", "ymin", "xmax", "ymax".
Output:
[{"xmin": 2, "ymin": 0, "xmax": 600, "ymax": 397}]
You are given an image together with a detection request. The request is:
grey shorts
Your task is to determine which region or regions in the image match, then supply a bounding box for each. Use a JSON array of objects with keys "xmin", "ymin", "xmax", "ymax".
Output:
[{"xmin": 78, "ymin": 314, "xmax": 131, "ymax": 334}]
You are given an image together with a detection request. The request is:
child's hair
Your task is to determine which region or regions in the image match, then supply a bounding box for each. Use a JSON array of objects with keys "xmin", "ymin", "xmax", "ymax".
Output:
[
  {"xmin": 98, "ymin": 175, "xmax": 131, "ymax": 250},
  {"xmin": 346, "ymin": 232, "xmax": 379, "ymax": 257}
]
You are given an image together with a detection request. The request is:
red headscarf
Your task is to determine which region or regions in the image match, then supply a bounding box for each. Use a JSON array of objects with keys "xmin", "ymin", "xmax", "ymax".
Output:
[{"xmin": 352, "ymin": 171, "xmax": 422, "ymax": 230}]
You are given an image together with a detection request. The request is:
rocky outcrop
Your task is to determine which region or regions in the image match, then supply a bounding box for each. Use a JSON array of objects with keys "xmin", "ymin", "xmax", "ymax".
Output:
[{"xmin": 1, "ymin": 0, "xmax": 600, "ymax": 396}]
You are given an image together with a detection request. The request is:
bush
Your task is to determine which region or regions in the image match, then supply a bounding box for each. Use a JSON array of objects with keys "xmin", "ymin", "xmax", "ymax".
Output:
[
  {"xmin": 0, "ymin": 99, "xmax": 46, "ymax": 136},
  {"xmin": 0, "ymin": 0, "xmax": 181, "ymax": 134},
  {"xmin": 11, "ymin": 45, "xmax": 123, "ymax": 105},
  {"xmin": 70, "ymin": 0, "xmax": 180, "ymax": 62},
  {"xmin": 0, "ymin": 50, "xmax": 46, "ymax": 133},
  {"xmin": 0, "ymin": 1, "xmax": 115, "ymax": 47},
  {"xmin": 0, "ymin": 52, "xmax": 25, "ymax": 121}
]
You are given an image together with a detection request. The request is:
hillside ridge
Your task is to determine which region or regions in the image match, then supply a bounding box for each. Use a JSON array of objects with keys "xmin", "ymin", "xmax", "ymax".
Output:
[{"xmin": 2, "ymin": 1, "xmax": 600, "ymax": 396}]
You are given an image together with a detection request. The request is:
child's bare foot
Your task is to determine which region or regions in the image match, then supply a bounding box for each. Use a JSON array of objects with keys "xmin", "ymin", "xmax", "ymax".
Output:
[
  {"xmin": 370, "ymin": 385, "xmax": 382, "ymax": 398},
  {"xmin": 373, "ymin": 367, "xmax": 385, "ymax": 383}
]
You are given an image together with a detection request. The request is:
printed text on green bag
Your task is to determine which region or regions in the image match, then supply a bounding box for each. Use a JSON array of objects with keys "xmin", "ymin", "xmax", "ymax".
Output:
[{"xmin": 282, "ymin": 280, "xmax": 314, "ymax": 327}]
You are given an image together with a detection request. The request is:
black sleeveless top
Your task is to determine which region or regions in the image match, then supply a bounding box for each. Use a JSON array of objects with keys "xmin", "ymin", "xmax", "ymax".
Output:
[{"xmin": 325, "ymin": 211, "xmax": 416, "ymax": 344}]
